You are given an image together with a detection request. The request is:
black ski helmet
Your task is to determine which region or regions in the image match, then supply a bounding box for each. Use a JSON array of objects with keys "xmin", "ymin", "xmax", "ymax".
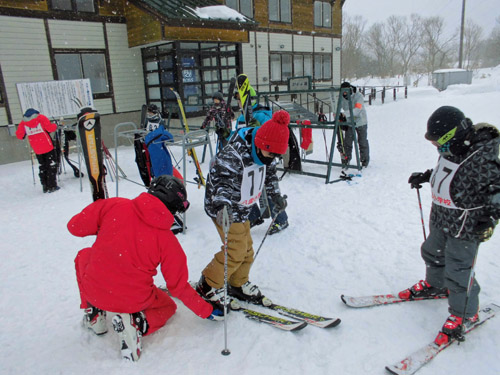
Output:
[
  {"xmin": 212, "ymin": 92, "xmax": 224, "ymax": 101},
  {"xmin": 147, "ymin": 104, "xmax": 159, "ymax": 114},
  {"xmin": 425, "ymin": 106, "xmax": 473, "ymax": 155},
  {"xmin": 340, "ymin": 81, "xmax": 352, "ymax": 97},
  {"xmin": 148, "ymin": 175, "xmax": 189, "ymax": 214}
]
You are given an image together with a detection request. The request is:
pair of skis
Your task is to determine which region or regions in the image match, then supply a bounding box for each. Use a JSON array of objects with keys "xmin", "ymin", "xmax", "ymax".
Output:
[
  {"xmin": 342, "ymin": 292, "xmax": 499, "ymax": 375},
  {"xmin": 230, "ymin": 298, "xmax": 341, "ymax": 332}
]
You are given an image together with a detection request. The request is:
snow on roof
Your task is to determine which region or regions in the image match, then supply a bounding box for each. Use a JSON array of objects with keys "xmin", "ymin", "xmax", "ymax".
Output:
[
  {"xmin": 433, "ymin": 68, "xmax": 469, "ymax": 73},
  {"xmin": 190, "ymin": 5, "xmax": 250, "ymax": 22}
]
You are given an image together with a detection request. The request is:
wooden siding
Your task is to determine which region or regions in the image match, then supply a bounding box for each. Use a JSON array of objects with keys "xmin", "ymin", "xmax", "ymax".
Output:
[
  {"xmin": 163, "ymin": 26, "xmax": 249, "ymax": 43},
  {"xmin": 0, "ymin": 107, "xmax": 7, "ymax": 125},
  {"xmin": 0, "ymin": 16, "xmax": 52, "ymax": 125},
  {"xmin": 48, "ymin": 20, "xmax": 105, "ymax": 49},
  {"xmin": 315, "ymin": 36, "xmax": 332, "ymax": 52},
  {"xmin": 0, "ymin": 0, "xmax": 47, "ymax": 11},
  {"xmin": 255, "ymin": 32, "xmax": 269, "ymax": 86},
  {"xmin": 241, "ymin": 32, "xmax": 257, "ymax": 85},
  {"xmin": 125, "ymin": 3, "xmax": 163, "ymax": 48},
  {"xmin": 99, "ymin": 0, "xmax": 125, "ymax": 17},
  {"xmin": 106, "ymin": 23, "xmax": 145, "ymax": 113}
]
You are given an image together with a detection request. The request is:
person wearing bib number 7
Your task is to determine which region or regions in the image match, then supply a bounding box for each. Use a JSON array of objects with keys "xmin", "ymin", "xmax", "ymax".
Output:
[
  {"xmin": 401, "ymin": 106, "xmax": 500, "ymax": 346},
  {"xmin": 195, "ymin": 110, "xmax": 290, "ymax": 310}
]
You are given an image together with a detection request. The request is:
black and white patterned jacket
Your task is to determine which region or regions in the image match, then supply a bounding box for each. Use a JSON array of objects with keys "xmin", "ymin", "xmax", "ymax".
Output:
[
  {"xmin": 204, "ymin": 127, "xmax": 281, "ymax": 222},
  {"xmin": 429, "ymin": 123, "xmax": 500, "ymax": 241}
]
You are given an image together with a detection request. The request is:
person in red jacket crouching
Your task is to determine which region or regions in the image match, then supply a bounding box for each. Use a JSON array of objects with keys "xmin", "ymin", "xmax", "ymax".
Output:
[
  {"xmin": 16, "ymin": 108, "xmax": 60, "ymax": 193},
  {"xmin": 68, "ymin": 175, "xmax": 223, "ymax": 362}
]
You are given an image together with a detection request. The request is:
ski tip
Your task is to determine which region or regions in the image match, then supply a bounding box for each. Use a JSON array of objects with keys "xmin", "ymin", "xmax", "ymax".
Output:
[
  {"xmin": 290, "ymin": 321, "xmax": 308, "ymax": 331},
  {"xmin": 340, "ymin": 295, "xmax": 348, "ymax": 304},
  {"xmin": 322, "ymin": 318, "xmax": 341, "ymax": 328},
  {"xmin": 384, "ymin": 366, "xmax": 400, "ymax": 375}
]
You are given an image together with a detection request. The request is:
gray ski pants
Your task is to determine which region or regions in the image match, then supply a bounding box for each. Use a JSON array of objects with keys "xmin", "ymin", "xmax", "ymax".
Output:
[
  {"xmin": 344, "ymin": 125, "xmax": 370, "ymax": 165},
  {"xmin": 422, "ymin": 225, "xmax": 480, "ymax": 318}
]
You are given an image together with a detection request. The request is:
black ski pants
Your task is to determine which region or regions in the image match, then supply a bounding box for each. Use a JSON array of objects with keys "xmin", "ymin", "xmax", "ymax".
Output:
[
  {"xmin": 36, "ymin": 149, "xmax": 58, "ymax": 191},
  {"xmin": 343, "ymin": 125, "xmax": 370, "ymax": 166},
  {"xmin": 421, "ymin": 225, "xmax": 480, "ymax": 318}
]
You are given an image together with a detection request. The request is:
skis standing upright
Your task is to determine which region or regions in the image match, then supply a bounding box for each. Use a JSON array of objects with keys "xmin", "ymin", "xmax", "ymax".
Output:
[
  {"xmin": 169, "ymin": 88, "xmax": 206, "ymax": 187},
  {"xmin": 236, "ymin": 73, "xmax": 252, "ymax": 126},
  {"xmin": 77, "ymin": 107, "xmax": 108, "ymax": 201}
]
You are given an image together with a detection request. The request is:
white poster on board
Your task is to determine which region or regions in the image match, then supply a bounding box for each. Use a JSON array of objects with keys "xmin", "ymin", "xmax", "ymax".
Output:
[{"xmin": 16, "ymin": 79, "xmax": 94, "ymax": 118}]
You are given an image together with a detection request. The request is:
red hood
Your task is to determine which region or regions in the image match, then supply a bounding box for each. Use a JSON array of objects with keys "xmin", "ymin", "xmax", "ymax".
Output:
[{"xmin": 132, "ymin": 192, "xmax": 174, "ymax": 230}]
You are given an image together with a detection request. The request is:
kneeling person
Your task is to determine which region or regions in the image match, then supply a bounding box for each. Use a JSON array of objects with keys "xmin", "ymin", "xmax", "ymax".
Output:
[{"xmin": 68, "ymin": 175, "xmax": 222, "ymax": 362}]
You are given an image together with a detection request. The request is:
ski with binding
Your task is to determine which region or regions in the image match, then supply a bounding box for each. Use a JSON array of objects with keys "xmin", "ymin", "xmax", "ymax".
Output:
[
  {"xmin": 341, "ymin": 293, "xmax": 448, "ymax": 308},
  {"xmin": 385, "ymin": 303, "xmax": 499, "ymax": 375}
]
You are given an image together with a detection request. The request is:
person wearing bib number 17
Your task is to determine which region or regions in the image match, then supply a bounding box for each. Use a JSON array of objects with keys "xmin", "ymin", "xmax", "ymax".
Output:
[
  {"xmin": 195, "ymin": 110, "xmax": 290, "ymax": 310},
  {"xmin": 401, "ymin": 106, "xmax": 500, "ymax": 346}
]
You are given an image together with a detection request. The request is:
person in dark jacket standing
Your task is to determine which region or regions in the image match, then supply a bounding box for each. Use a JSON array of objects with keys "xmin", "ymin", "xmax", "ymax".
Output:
[
  {"xmin": 399, "ymin": 106, "xmax": 500, "ymax": 346},
  {"xmin": 200, "ymin": 92, "xmax": 233, "ymax": 151},
  {"xmin": 68, "ymin": 175, "xmax": 222, "ymax": 362},
  {"xmin": 195, "ymin": 110, "xmax": 290, "ymax": 309},
  {"xmin": 16, "ymin": 108, "xmax": 60, "ymax": 193}
]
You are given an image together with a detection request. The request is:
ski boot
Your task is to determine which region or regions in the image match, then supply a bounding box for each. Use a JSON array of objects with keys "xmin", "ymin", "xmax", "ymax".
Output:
[
  {"xmin": 434, "ymin": 313, "xmax": 479, "ymax": 346},
  {"xmin": 195, "ymin": 275, "xmax": 234, "ymax": 312},
  {"xmin": 268, "ymin": 221, "xmax": 289, "ymax": 235},
  {"xmin": 398, "ymin": 280, "xmax": 448, "ymax": 300},
  {"xmin": 228, "ymin": 281, "xmax": 272, "ymax": 307},
  {"xmin": 83, "ymin": 305, "xmax": 107, "ymax": 335},
  {"xmin": 112, "ymin": 311, "xmax": 148, "ymax": 362}
]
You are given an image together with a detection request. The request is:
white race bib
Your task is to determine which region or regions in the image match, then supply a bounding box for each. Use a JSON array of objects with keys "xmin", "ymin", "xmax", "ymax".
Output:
[
  {"xmin": 430, "ymin": 157, "xmax": 460, "ymax": 209},
  {"xmin": 239, "ymin": 164, "xmax": 266, "ymax": 206}
]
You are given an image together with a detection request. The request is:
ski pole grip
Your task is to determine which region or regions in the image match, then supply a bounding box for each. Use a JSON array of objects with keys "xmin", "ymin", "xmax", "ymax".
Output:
[{"xmin": 222, "ymin": 205, "xmax": 230, "ymax": 233}]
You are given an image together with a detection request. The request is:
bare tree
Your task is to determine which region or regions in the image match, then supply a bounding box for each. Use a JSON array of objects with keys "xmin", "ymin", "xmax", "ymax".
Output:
[
  {"xmin": 386, "ymin": 14, "xmax": 423, "ymax": 82},
  {"xmin": 482, "ymin": 16, "xmax": 500, "ymax": 67},
  {"xmin": 419, "ymin": 16, "xmax": 456, "ymax": 81},
  {"xmin": 341, "ymin": 14, "xmax": 366, "ymax": 80},
  {"xmin": 364, "ymin": 22, "xmax": 399, "ymax": 77},
  {"xmin": 461, "ymin": 20, "xmax": 483, "ymax": 69}
]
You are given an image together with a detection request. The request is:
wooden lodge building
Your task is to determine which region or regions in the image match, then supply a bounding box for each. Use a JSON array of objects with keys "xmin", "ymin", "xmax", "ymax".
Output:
[{"xmin": 0, "ymin": 0, "xmax": 344, "ymax": 163}]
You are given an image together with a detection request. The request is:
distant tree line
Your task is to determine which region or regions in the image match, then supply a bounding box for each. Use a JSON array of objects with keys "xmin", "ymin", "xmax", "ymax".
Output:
[{"xmin": 341, "ymin": 13, "xmax": 500, "ymax": 85}]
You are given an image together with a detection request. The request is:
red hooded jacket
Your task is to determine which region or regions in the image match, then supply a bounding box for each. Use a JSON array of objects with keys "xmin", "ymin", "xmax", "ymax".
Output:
[
  {"xmin": 68, "ymin": 192, "xmax": 212, "ymax": 318},
  {"xmin": 16, "ymin": 113, "xmax": 57, "ymax": 155}
]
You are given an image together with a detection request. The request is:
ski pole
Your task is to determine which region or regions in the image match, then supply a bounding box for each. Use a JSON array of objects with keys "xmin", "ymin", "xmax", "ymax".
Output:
[
  {"xmin": 221, "ymin": 205, "xmax": 231, "ymax": 356},
  {"xmin": 30, "ymin": 150, "xmax": 36, "ymax": 185},
  {"xmin": 253, "ymin": 195, "xmax": 287, "ymax": 262},
  {"xmin": 457, "ymin": 245, "xmax": 480, "ymax": 343},
  {"xmin": 416, "ymin": 188, "xmax": 427, "ymax": 240}
]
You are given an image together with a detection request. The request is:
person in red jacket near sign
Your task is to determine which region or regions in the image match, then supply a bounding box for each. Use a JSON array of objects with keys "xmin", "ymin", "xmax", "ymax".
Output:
[
  {"xmin": 68, "ymin": 175, "xmax": 222, "ymax": 362},
  {"xmin": 16, "ymin": 108, "xmax": 60, "ymax": 193}
]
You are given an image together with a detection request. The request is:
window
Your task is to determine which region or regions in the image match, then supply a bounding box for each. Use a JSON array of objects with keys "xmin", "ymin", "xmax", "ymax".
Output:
[
  {"xmin": 314, "ymin": 1, "xmax": 332, "ymax": 28},
  {"xmin": 226, "ymin": 0, "xmax": 253, "ymax": 18},
  {"xmin": 270, "ymin": 53, "xmax": 292, "ymax": 82},
  {"xmin": 143, "ymin": 42, "xmax": 240, "ymax": 114},
  {"xmin": 314, "ymin": 54, "xmax": 332, "ymax": 80},
  {"xmin": 54, "ymin": 51, "xmax": 110, "ymax": 95},
  {"xmin": 269, "ymin": 0, "xmax": 291, "ymax": 23},
  {"xmin": 272, "ymin": 53, "xmax": 331, "ymax": 83},
  {"xmin": 50, "ymin": 0, "xmax": 95, "ymax": 12}
]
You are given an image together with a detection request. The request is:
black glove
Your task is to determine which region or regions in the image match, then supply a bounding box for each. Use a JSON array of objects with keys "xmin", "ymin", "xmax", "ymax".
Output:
[
  {"xmin": 215, "ymin": 205, "xmax": 233, "ymax": 228},
  {"xmin": 474, "ymin": 215, "xmax": 498, "ymax": 242},
  {"xmin": 408, "ymin": 169, "xmax": 432, "ymax": 189},
  {"xmin": 338, "ymin": 113, "xmax": 347, "ymax": 122},
  {"xmin": 272, "ymin": 194, "xmax": 288, "ymax": 215}
]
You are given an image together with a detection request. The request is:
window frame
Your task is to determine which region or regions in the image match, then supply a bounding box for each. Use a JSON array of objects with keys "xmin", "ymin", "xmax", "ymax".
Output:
[
  {"xmin": 53, "ymin": 49, "xmax": 112, "ymax": 99},
  {"xmin": 225, "ymin": 0, "xmax": 254, "ymax": 19},
  {"xmin": 270, "ymin": 52, "xmax": 332, "ymax": 84},
  {"xmin": 48, "ymin": 0, "xmax": 97, "ymax": 13},
  {"xmin": 314, "ymin": 1, "xmax": 332, "ymax": 28},
  {"xmin": 268, "ymin": 0, "xmax": 292, "ymax": 24}
]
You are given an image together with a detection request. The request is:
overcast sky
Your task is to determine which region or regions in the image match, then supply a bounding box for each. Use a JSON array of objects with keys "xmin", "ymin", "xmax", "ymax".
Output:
[{"xmin": 343, "ymin": 0, "xmax": 499, "ymax": 37}]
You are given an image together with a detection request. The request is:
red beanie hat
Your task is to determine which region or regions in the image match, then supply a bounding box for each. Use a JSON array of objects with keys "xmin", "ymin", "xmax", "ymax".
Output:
[{"xmin": 254, "ymin": 110, "xmax": 290, "ymax": 154}]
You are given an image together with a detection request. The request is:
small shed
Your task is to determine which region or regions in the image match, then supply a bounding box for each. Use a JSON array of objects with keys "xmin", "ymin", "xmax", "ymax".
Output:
[{"xmin": 432, "ymin": 69, "xmax": 473, "ymax": 91}]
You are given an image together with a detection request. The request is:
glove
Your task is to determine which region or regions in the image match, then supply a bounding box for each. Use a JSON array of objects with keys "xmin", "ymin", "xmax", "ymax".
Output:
[
  {"xmin": 408, "ymin": 169, "xmax": 432, "ymax": 189},
  {"xmin": 215, "ymin": 205, "xmax": 233, "ymax": 228},
  {"xmin": 207, "ymin": 306, "xmax": 224, "ymax": 321},
  {"xmin": 474, "ymin": 215, "xmax": 498, "ymax": 242},
  {"xmin": 271, "ymin": 194, "xmax": 288, "ymax": 215},
  {"xmin": 338, "ymin": 113, "xmax": 346, "ymax": 122}
]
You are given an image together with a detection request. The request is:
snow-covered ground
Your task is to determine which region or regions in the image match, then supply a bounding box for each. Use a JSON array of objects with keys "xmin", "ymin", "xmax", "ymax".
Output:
[{"xmin": 1, "ymin": 66, "xmax": 499, "ymax": 375}]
